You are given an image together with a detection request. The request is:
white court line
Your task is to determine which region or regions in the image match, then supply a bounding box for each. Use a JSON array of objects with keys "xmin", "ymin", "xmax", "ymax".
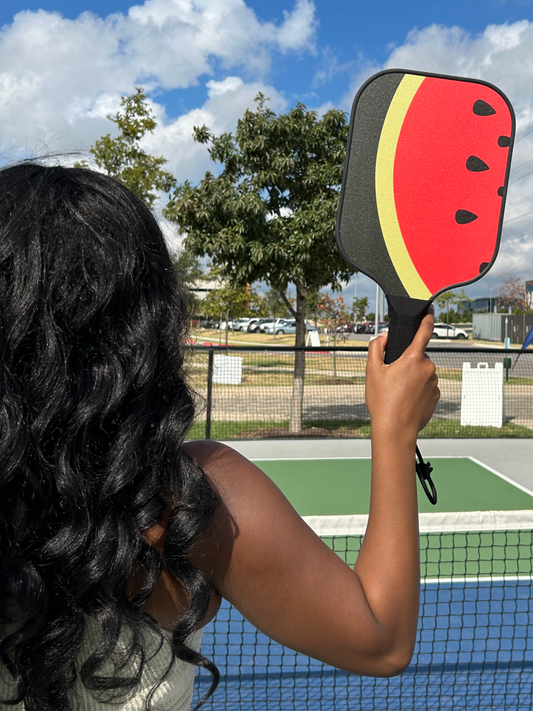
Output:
[
  {"xmin": 251, "ymin": 455, "xmax": 470, "ymax": 461},
  {"xmin": 304, "ymin": 510, "xmax": 533, "ymax": 535},
  {"xmin": 422, "ymin": 576, "xmax": 533, "ymax": 584},
  {"xmin": 467, "ymin": 456, "xmax": 533, "ymax": 498}
]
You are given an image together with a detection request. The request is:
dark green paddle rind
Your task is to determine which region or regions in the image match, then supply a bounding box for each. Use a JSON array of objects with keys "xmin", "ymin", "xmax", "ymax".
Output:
[{"xmin": 337, "ymin": 71, "xmax": 409, "ymax": 298}]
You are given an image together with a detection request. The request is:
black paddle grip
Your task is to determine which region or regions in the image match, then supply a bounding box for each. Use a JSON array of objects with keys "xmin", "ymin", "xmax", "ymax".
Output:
[{"xmin": 384, "ymin": 295, "xmax": 430, "ymax": 364}]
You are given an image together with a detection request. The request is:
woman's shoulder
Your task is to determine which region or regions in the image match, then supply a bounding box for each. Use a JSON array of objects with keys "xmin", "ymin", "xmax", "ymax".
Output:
[{"xmin": 182, "ymin": 439, "xmax": 243, "ymax": 473}]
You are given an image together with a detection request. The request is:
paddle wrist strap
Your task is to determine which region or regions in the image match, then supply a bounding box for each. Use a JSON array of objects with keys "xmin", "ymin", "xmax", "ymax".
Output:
[{"xmin": 415, "ymin": 445, "xmax": 437, "ymax": 505}]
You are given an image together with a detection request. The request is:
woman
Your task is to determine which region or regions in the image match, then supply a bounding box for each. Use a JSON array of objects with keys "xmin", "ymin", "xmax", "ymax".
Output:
[{"xmin": 0, "ymin": 163, "xmax": 439, "ymax": 711}]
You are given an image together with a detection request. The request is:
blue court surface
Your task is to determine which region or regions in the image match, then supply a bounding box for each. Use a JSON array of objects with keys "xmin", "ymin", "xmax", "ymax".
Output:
[
  {"xmin": 194, "ymin": 579, "xmax": 533, "ymax": 710},
  {"xmin": 193, "ymin": 447, "xmax": 533, "ymax": 710}
]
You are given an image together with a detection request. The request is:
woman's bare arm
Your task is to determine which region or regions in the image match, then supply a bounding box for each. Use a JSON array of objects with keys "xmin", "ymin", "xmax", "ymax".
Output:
[{"xmin": 184, "ymin": 312, "xmax": 439, "ymax": 677}]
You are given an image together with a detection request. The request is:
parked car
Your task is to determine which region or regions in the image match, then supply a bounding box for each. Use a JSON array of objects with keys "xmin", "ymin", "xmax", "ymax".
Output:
[
  {"xmin": 233, "ymin": 318, "xmax": 255, "ymax": 331},
  {"xmin": 431, "ymin": 324, "xmax": 468, "ymax": 339},
  {"xmin": 247, "ymin": 318, "xmax": 271, "ymax": 333},
  {"xmin": 365, "ymin": 321, "xmax": 388, "ymax": 334},
  {"xmin": 265, "ymin": 319, "xmax": 317, "ymax": 335},
  {"xmin": 216, "ymin": 319, "xmax": 237, "ymax": 330},
  {"xmin": 260, "ymin": 318, "xmax": 287, "ymax": 332}
]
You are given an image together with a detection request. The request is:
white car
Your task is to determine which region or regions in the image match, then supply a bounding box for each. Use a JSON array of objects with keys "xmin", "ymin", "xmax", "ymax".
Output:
[
  {"xmin": 216, "ymin": 319, "xmax": 237, "ymax": 330},
  {"xmin": 233, "ymin": 318, "xmax": 255, "ymax": 331},
  {"xmin": 265, "ymin": 319, "xmax": 317, "ymax": 335},
  {"xmin": 431, "ymin": 324, "xmax": 468, "ymax": 339},
  {"xmin": 261, "ymin": 318, "xmax": 287, "ymax": 332}
]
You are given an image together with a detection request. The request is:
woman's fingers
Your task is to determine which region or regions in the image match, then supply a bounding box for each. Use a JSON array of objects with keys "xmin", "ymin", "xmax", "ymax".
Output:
[
  {"xmin": 405, "ymin": 311, "xmax": 434, "ymax": 359},
  {"xmin": 367, "ymin": 330, "xmax": 388, "ymax": 366}
]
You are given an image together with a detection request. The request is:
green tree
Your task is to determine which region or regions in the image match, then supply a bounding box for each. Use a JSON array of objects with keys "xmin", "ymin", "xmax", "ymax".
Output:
[
  {"xmin": 317, "ymin": 294, "xmax": 351, "ymax": 377},
  {"xmin": 264, "ymin": 287, "xmax": 289, "ymax": 319},
  {"xmin": 165, "ymin": 94, "xmax": 354, "ymax": 432},
  {"xmin": 79, "ymin": 87, "xmax": 176, "ymax": 209},
  {"xmin": 352, "ymin": 296, "xmax": 368, "ymax": 323},
  {"xmin": 201, "ymin": 271, "xmax": 261, "ymax": 346},
  {"xmin": 305, "ymin": 289, "xmax": 322, "ymax": 330},
  {"xmin": 170, "ymin": 246, "xmax": 204, "ymax": 314},
  {"xmin": 434, "ymin": 290, "xmax": 472, "ymax": 331},
  {"xmin": 263, "ymin": 288, "xmax": 291, "ymax": 340}
]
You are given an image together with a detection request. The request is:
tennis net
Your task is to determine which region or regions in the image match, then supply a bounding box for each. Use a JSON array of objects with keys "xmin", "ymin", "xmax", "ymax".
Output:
[{"xmin": 193, "ymin": 510, "xmax": 533, "ymax": 710}]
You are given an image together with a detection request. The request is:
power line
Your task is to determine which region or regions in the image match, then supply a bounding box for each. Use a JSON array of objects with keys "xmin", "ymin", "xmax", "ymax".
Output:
[
  {"xmin": 502, "ymin": 226, "xmax": 533, "ymax": 240},
  {"xmin": 507, "ymin": 193, "xmax": 533, "ymax": 209},
  {"xmin": 509, "ymin": 167, "xmax": 533, "ymax": 184},
  {"xmin": 510, "ymin": 156, "xmax": 533, "ymax": 175},
  {"xmin": 504, "ymin": 207, "xmax": 533, "ymax": 224},
  {"xmin": 516, "ymin": 125, "xmax": 533, "ymax": 143}
]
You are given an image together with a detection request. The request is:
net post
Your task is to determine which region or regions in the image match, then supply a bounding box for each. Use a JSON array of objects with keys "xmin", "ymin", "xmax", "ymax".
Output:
[{"xmin": 205, "ymin": 348, "xmax": 214, "ymax": 440}]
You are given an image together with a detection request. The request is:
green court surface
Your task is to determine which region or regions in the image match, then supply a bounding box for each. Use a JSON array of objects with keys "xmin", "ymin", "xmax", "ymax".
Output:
[
  {"xmin": 252, "ymin": 457, "xmax": 533, "ymax": 516},
  {"xmin": 253, "ymin": 457, "xmax": 533, "ymax": 577}
]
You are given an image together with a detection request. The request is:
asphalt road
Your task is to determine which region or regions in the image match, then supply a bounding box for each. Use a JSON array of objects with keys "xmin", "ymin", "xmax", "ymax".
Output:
[{"xmin": 196, "ymin": 376, "xmax": 533, "ymax": 430}]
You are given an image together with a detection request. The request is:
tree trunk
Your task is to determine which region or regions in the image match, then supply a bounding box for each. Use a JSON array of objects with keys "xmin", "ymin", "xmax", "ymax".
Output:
[
  {"xmin": 225, "ymin": 307, "xmax": 229, "ymax": 347},
  {"xmin": 333, "ymin": 331, "xmax": 337, "ymax": 379},
  {"xmin": 289, "ymin": 283, "xmax": 306, "ymax": 434}
]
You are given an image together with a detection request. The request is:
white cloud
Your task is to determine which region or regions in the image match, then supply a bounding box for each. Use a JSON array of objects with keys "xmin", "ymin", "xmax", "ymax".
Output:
[
  {"xmin": 0, "ymin": 1, "xmax": 316, "ymax": 159},
  {"xmin": 342, "ymin": 20, "xmax": 533, "ymax": 285},
  {"xmin": 141, "ymin": 76, "xmax": 287, "ymax": 185},
  {"xmin": 275, "ymin": 0, "xmax": 317, "ymax": 53}
]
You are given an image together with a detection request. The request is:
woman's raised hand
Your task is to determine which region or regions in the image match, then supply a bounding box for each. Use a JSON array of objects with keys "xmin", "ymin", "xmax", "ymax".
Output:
[{"xmin": 365, "ymin": 310, "xmax": 440, "ymax": 441}]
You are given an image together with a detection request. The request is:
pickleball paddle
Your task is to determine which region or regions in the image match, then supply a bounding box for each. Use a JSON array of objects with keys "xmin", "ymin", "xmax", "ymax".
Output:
[{"xmin": 336, "ymin": 69, "xmax": 515, "ymax": 502}]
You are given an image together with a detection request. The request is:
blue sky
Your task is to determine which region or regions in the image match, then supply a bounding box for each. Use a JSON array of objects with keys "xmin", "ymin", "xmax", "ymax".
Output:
[{"xmin": 2, "ymin": 0, "xmax": 533, "ymax": 311}]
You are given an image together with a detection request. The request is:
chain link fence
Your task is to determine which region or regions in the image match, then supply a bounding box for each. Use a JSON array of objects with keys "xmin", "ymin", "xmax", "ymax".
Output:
[{"xmin": 184, "ymin": 346, "xmax": 533, "ymax": 440}]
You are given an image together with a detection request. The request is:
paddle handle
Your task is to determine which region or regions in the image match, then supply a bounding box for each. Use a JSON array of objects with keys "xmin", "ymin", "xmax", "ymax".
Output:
[
  {"xmin": 384, "ymin": 295, "xmax": 430, "ymax": 364},
  {"xmin": 383, "ymin": 294, "xmax": 438, "ymax": 506}
]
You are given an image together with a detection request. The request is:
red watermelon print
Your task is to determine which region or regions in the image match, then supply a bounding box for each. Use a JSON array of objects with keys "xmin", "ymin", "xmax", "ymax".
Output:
[{"xmin": 393, "ymin": 77, "xmax": 512, "ymax": 296}]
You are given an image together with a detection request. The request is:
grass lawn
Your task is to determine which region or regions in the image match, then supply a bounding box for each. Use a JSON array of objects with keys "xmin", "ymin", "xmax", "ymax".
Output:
[{"xmin": 186, "ymin": 418, "xmax": 532, "ymax": 440}]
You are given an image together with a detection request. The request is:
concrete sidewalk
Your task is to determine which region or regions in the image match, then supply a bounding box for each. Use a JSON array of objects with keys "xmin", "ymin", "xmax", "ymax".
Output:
[{"xmin": 221, "ymin": 438, "xmax": 533, "ymax": 495}]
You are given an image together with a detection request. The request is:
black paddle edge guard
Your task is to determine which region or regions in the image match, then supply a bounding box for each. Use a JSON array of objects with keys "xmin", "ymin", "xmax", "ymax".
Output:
[{"xmin": 384, "ymin": 294, "xmax": 430, "ymax": 364}]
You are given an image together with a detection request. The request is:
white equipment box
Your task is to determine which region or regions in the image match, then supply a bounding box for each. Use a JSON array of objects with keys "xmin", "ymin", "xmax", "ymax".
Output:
[
  {"xmin": 213, "ymin": 354, "xmax": 243, "ymax": 385},
  {"xmin": 306, "ymin": 331, "xmax": 321, "ymax": 347},
  {"xmin": 460, "ymin": 362, "xmax": 503, "ymax": 427}
]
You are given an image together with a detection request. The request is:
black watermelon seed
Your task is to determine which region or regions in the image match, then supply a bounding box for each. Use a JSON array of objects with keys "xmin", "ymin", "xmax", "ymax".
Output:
[
  {"xmin": 498, "ymin": 135, "xmax": 511, "ymax": 148},
  {"xmin": 473, "ymin": 99, "xmax": 496, "ymax": 116},
  {"xmin": 479, "ymin": 262, "xmax": 489, "ymax": 273},
  {"xmin": 456, "ymin": 210, "xmax": 478, "ymax": 224},
  {"xmin": 498, "ymin": 186, "xmax": 504, "ymax": 197},
  {"xmin": 466, "ymin": 155, "xmax": 489, "ymax": 172}
]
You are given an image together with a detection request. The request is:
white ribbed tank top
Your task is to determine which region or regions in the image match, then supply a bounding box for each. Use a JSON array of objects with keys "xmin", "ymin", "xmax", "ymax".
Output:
[{"xmin": 0, "ymin": 616, "xmax": 203, "ymax": 711}]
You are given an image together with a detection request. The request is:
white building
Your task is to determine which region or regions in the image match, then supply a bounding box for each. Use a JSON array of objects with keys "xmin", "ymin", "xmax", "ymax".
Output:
[{"xmin": 189, "ymin": 278, "xmax": 225, "ymax": 301}]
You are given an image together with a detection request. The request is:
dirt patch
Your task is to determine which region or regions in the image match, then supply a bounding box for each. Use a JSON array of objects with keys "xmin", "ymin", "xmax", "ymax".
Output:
[
  {"xmin": 314, "ymin": 377, "xmax": 365, "ymax": 385},
  {"xmin": 240, "ymin": 426, "xmax": 365, "ymax": 439}
]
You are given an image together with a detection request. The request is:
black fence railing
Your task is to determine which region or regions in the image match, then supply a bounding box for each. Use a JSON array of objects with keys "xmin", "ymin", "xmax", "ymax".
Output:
[{"xmin": 184, "ymin": 346, "xmax": 533, "ymax": 440}]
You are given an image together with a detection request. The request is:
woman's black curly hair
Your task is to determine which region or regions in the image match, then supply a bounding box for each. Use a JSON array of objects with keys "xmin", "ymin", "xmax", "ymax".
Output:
[{"xmin": 0, "ymin": 163, "xmax": 220, "ymax": 710}]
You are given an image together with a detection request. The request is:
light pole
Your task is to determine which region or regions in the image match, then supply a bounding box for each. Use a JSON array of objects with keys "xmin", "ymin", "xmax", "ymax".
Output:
[{"xmin": 375, "ymin": 283, "xmax": 379, "ymax": 335}]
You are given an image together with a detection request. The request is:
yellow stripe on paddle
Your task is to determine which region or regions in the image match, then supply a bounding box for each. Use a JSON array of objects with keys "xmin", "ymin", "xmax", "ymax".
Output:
[{"xmin": 375, "ymin": 74, "xmax": 431, "ymax": 300}]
